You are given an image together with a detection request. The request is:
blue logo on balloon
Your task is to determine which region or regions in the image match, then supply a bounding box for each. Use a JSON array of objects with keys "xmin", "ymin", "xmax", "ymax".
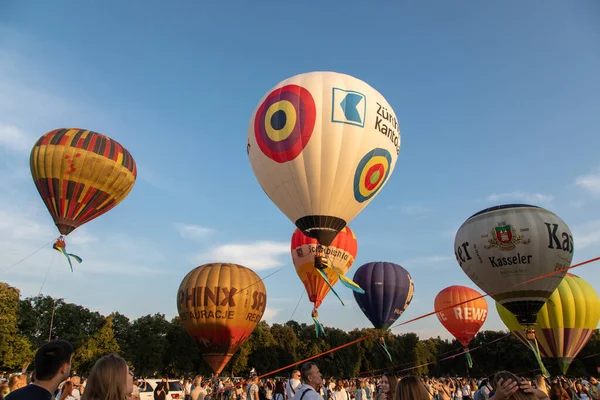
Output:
[{"xmin": 331, "ymin": 88, "xmax": 366, "ymax": 127}]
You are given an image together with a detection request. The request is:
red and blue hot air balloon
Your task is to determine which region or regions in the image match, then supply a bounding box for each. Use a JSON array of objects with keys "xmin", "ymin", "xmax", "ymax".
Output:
[{"xmin": 353, "ymin": 261, "xmax": 415, "ymax": 360}]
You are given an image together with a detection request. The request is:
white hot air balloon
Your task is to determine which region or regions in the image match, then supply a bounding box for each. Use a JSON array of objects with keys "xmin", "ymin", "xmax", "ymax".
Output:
[
  {"xmin": 247, "ymin": 71, "xmax": 400, "ymax": 247},
  {"xmin": 454, "ymin": 204, "xmax": 573, "ymax": 326}
]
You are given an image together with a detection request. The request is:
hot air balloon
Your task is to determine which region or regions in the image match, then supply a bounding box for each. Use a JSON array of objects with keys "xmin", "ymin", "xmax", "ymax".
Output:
[
  {"xmin": 353, "ymin": 262, "xmax": 414, "ymax": 360},
  {"xmin": 291, "ymin": 226, "xmax": 358, "ymax": 335},
  {"xmin": 30, "ymin": 128, "xmax": 137, "ymax": 270},
  {"xmin": 434, "ymin": 285, "xmax": 488, "ymax": 368},
  {"xmin": 454, "ymin": 204, "xmax": 573, "ymax": 327},
  {"xmin": 177, "ymin": 263, "xmax": 267, "ymax": 375},
  {"xmin": 497, "ymin": 273, "xmax": 600, "ymax": 375},
  {"xmin": 247, "ymin": 71, "xmax": 401, "ymax": 253}
]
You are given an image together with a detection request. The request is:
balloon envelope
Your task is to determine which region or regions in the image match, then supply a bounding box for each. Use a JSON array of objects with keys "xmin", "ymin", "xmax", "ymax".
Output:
[
  {"xmin": 291, "ymin": 226, "xmax": 358, "ymax": 308},
  {"xmin": 454, "ymin": 204, "xmax": 573, "ymax": 325},
  {"xmin": 30, "ymin": 128, "xmax": 137, "ymax": 235},
  {"xmin": 247, "ymin": 71, "xmax": 400, "ymax": 246},
  {"xmin": 434, "ymin": 285, "xmax": 488, "ymax": 347},
  {"xmin": 496, "ymin": 273, "xmax": 600, "ymax": 374},
  {"xmin": 353, "ymin": 262, "xmax": 414, "ymax": 330},
  {"xmin": 177, "ymin": 263, "xmax": 267, "ymax": 375}
]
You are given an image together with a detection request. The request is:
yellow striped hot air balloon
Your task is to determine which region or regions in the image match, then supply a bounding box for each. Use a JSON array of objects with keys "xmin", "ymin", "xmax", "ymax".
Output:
[
  {"xmin": 177, "ymin": 263, "xmax": 267, "ymax": 375},
  {"xmin": 30, "ymin": 128, "xmax": 137, "ymax": 270},
  {"xmin": 496, "ymin": 273, "xmax": 600, "ymax": 374}
]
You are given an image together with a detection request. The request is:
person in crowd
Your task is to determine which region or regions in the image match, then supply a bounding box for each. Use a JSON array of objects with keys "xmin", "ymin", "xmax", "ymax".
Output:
[
  {"xmin": 292, "ymin": 362, "xmax": 324, "ymax": 400},
  {"xmin": 332, "ymin": 380, "xmax": 350, "ymax": 400},
  {"xmin": 287, "ymin": 371, "xmax": 302, "ymax": 400},
  {"xmin": 247, "ymin": 376, "xmax": 259, "ymax": 400},
  {"xmin": 488, "ymin": 371, "xmax": 550, "ymax": 400},
  {"xmin": 59, "ymin": 381, "xmax": 76, "ymax": 400},
  {"xmin": 395, "ymin": 375, "xmax": 431, "ymax": 400},
  {"xmin": 190, "ymin": 377, "xmax": 203, "ymax": 400},
  {"xmin": 185, "ymin": 378, "xmax": 193, "ymax": 400},
  {"xmin": 274, "ymin": 381, "xmax": 285, "ymax": 400},
  {"xmin": 80, "ymin": 353, "xmax": 134, "ymax": 400},
  {"xmin": 154, "ymin": 376, "xmax": 170, "ymax": 400},
  {"xmin": 6, "ymin": 340, "xmax": 74, "ymax": 400},
  {"xmin": 377, "ymin": 373, "xmax": 397, "ymax": 400}
]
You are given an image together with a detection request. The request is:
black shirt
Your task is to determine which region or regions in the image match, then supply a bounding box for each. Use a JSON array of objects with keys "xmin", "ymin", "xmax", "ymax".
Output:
[{"xmin": 6, "ymin": 384, "xmax": 53, "ymax": 400}]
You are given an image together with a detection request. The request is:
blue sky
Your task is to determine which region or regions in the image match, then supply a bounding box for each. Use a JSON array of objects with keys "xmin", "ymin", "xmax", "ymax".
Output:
[{"xmin": 1, "ymin": 0, "xmax": 599, "ymax": 340}]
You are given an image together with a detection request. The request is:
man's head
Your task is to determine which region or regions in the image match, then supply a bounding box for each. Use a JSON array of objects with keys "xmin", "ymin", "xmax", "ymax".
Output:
[
  {"xmin": 300, "ymin": 362, "xmax": 322, "ymax": 389},
  {"xmin": 291, "ymin": 370, "xmax": 301, "ymax": 381},
  {"xmin": 590, "ymin": 377, "xmax": 598, "ymax": 385},
  {"xmin": 33, "ymin": 340, "xmax": 74, "ymax": 382}
]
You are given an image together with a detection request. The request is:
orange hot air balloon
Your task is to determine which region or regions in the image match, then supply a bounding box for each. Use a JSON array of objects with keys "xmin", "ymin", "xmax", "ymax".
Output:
[
  {"xmin": 291, "ymin": 226, "xmax": 358, "ymax": 309},
  {"xmin": 30, "ymin": 128, "xmax": 137, "ymax": 270},
  {"xmin": 177, "ymin": 263, "xmax": 267, "ymax": 375},
  {"xmin": 434, "ymin": 285, "xmax": 488, "ymax": 347}
]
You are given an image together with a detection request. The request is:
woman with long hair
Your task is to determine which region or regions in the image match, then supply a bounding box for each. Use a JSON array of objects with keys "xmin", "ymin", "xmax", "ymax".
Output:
[
  {"xmin": 81, "ymin": 353, "xmax": 134, "ymax": 400},
  {"xmin": 273, "ymin": 381, "xmax": 285, "ymax": 400},
  {"xmin": 377, "ymin": 373, "xmax": 398, "ymax": 400},
  {"xmin": 395, "ymin": 375, "xmax": 431, "ymax": 400}
]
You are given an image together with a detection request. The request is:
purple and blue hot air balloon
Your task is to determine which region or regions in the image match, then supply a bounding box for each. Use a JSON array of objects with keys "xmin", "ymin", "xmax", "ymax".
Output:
[{"xmin": 353, "ymin": 261, "xmax": 415, "ymax": 330}]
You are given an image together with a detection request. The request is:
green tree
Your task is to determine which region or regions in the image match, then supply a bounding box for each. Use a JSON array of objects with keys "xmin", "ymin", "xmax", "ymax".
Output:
[
  {"xmin": 18, "ymin": 295, "xmax": 105, "ymax": 349},
  {"xmin": 111, "ymin": 312, "xmax": 134, "ymax": 362},
  {"xmin": 129, "ymin": 313, "xmax": 171, "ymax": 376},
  {"xmin": 72, "ymin": 316, "xmax": 120, "ymax": 372},
  {"xmin": 0, "ymin": 283, "xmax": 34, "ymax": 370}
]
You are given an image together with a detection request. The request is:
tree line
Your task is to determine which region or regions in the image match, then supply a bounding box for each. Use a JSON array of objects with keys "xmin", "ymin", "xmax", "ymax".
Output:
[{"xmin": 1, "ymin": 282, "xmax": 598, "ymax": 378}]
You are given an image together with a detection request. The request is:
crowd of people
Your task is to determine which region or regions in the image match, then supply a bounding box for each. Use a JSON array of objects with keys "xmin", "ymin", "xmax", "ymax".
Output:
[{"xmin": 2, "ymin": 340, "xmax": 599, "ymax": 400}]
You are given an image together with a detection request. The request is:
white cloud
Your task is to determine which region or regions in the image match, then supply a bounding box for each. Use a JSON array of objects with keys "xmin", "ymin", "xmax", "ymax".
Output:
[
  {"xmin": 486, "ymin": 191, "xmax": 554, "ymax": 207},
  {"xmin": 175, "ymin": 223, "xmax": 214, "ymax": 240},
  {"xmin": 0, "ymin": 123, "xmax": 33, "ymax": 153},
  {"xmin": 191, "ymin": 241, "xmax": 290, "ymax": 271},
  {"xmin": 572, "ymin": 219, "xmax": 600, "ymax": 250},
  {"xmin": 575, "ymin": 171, "xmax": 600, "ymax": 196},
  {"xmin": 261, "ymin": 306, "xmax": 281, "ymax": 324},
  {"xmin": 67, "ymin": 227, "xmax": 99, "ymax": 246}
]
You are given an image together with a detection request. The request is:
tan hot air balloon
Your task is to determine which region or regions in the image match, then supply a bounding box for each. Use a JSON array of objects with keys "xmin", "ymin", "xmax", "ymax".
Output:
[
  {"xmin": 455, "ymin": 204, "xmax": 573, "ymax": 327},
  {"xmin": 177, "ymin": 263, "xmax": 267, "ymax": 375}
]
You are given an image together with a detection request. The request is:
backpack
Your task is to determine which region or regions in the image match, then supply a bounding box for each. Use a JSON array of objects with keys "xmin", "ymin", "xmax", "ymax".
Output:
[{"xmin": 473, "ymin": 389, "xmax": 483, "ymax": 400}]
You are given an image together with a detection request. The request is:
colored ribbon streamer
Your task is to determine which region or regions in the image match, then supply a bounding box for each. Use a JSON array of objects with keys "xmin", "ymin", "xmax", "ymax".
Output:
[
  {"xmin": 526, "ymin": 337, "xmax": 550, "ymax": 377},
  {"xmin": 329, "ymin": 265, "xmax": 365, "ymax": 294},
  {"xmin": 464, "ymin": 348, "xmax": 473, "ymax": 369},
  {"xmin": 316, "ymin": 269, "xmax": 345, "ymax": 306},
  {"xmin": 53, "ymin": 237, "xmax": 82, "ymax": 272},
  {"xmin": 379, "ymin": 337, "xmax": 393, "ymax": 362},
  {"xmin": 312, "ymin": 309, "xmax": 327, "ymax": 337}
]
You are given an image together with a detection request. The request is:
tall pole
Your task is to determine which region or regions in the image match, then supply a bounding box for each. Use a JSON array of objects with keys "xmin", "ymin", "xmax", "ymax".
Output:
[
  {"xmin": 48, "ymin": 298, "xmax": 63, "ymax": 342},
  {"xmin": 48, "ymin": 299, "xmax": 57, "ymax": 342}
]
